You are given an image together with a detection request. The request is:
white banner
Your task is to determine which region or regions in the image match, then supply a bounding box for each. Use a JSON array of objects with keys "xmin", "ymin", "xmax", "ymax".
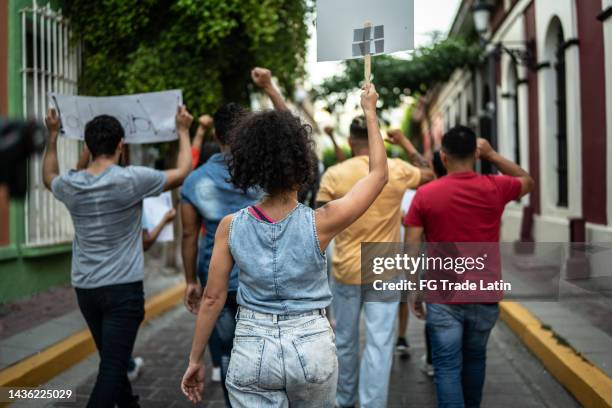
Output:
[
  {"xmin": 316, "ymin": 0, "xmax": 414, "ymax": 62},
  {"xmin": 48, "ymin": 90, "xmax": 183, "ymax": 144}
]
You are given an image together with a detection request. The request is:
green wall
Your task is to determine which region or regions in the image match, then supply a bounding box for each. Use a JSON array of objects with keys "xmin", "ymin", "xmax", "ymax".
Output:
[{"xmin": 0, "ymin": 0, "xmax": 72, "ymax": 304}]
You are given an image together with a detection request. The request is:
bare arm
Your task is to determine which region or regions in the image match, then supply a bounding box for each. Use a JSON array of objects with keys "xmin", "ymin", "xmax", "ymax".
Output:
[
  {"xmin": 181, "ymin": 202, "xmax": 203, "ymax": 314},
  {"xmin": 477, "ymin": 138, "xmax": 534, "ymax": 198},
  {"xmin": 181, "ymin": 215, "xmax": 233, "ymax": 403},
  {"xmin": 315, "ymin": 84, "xmax": 388, "ymax": 250},
  {"xmin": 404, "ymin": 226, "xmax": 426, "ymax": 319},
  {"xmin": 193, "ymin": 115, "xmax": 213, "ymax": 152},
  {"xmin": 251, "ymin": 67, "xmax": 289, "ymax": 112},
  {"xmin": 42, "ymin": 108, "xmax": 61, "ymax": 190},
  {"xmin": 324, "ymin": 126, "xmax": 347, "ymax": 163},
  {"xmin": 143, "ymin": 208, "xmax": 176, "ymax": 251},
  {"xmin": 164, "ymin": 105, "xmax": 193, "ymax": 191},
  {"xmin": 76, "ymin": 146, "xmax": 90, "ymax": 170},
  {"xmin": 386, "ymin": 129, "xmax": 434, "ymax": 185}
]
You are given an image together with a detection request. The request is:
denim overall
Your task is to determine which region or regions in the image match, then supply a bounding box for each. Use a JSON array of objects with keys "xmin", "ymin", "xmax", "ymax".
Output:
[{"xmin": 226, "ymin": 204, "xmax": 337, "ymax": 407}]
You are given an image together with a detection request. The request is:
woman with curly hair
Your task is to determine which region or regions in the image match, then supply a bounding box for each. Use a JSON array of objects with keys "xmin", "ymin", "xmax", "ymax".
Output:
[{"xmin": 181, "ymin": 83, "xmax": 388, "ymax": 407}]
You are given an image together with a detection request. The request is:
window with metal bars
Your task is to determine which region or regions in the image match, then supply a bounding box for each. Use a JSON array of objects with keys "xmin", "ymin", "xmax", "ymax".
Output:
[
  {"xmin": 21, "ymin": 1, "xmax": 80, "ymax": 246},
  {"xmin": 554, "ymin": 27, "xmax": 568, "ymax": 208}
]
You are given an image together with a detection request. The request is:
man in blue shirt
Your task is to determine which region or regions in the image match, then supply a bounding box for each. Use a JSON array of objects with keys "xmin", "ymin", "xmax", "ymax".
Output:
[{"xmin": 180, "ymin": 67, "xmax": 287, "ymax": 406}]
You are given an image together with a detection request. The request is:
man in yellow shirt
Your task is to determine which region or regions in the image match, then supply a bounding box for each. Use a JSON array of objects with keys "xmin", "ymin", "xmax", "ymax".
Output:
[{"xmin": 317, "ymin": 118, "xmax": 433, "ymax": 408}]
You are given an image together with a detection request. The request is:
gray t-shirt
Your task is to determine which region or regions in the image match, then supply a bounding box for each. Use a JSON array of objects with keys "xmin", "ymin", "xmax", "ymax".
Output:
[{"xmin": 51, "ymin": 165, "xmax": 167, "ymax": 288}]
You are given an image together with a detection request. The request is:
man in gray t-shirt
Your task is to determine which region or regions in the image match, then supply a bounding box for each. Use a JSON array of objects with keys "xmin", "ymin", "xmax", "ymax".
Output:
[
  {"xmin": 52, "ymin": 166, "xmax": 166, "ymax": 288},
  {"xmin": 42, "ymin": 106, "xmax": 193, "ymax": 407}
]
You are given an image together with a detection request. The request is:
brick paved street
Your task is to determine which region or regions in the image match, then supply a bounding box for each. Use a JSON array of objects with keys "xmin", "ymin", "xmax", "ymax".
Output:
[{"xmin": 39, "ymin": 304, "xmax": 581, "ymax": 408}]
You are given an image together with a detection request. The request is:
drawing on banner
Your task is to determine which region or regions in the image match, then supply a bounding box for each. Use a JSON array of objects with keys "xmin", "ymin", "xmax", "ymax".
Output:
[
  {"xmin": 142, "ymin": 191, "xmax": 174, "ymax": 242},
  {"xmin": 316, "ymin": 0, "xmax": 414, "ymax": 62},
  {"xmin": 48, "ymin": 90, "xmax": 182, "ymax": 144}
]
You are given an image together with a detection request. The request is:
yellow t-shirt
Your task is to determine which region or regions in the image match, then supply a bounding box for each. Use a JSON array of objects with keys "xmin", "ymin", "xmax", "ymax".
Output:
[{"xmin": 316, "ymin": 156, "xmax": 421, "ymax": 285}]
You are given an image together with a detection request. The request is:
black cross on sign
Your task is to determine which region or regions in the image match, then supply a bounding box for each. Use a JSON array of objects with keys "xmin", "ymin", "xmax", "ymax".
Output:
[{"xmin": 352, "ymin": 25, "xmax": 384, "ymax": 57}]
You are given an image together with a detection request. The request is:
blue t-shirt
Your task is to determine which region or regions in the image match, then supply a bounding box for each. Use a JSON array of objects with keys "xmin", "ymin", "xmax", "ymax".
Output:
[
  {"xmin": 181, "ymin": 153, "xmax": 262, "ymax": 291},
  {"xmin": 51, "ymin": 165, "xmax": 167, "ymax": 288}
]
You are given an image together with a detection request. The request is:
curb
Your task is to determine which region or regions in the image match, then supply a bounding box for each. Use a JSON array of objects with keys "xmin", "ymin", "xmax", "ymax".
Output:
[
  {"xmin": 500, "ymin": 301, "xmax": 612, "ymax": 408},
  {"xmin": 0, "ymin": 282, "xmax": 186, "ymax": 394}
]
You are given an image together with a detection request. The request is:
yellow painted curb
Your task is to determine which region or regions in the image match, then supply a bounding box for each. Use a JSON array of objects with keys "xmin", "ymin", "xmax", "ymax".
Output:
[
  {"xmin": 0, "ymin": 282, "xmax": 186, "ymax": 395},
  {"xmin": 500, "ymin": 301, "xmax": 612, "ymax": 408}
]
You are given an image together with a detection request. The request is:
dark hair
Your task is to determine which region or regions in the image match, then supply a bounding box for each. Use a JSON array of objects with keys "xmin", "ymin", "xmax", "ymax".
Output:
[
  {"xmin": 432, "ymin": 151, "xmax": 447, "ymax": 178},
  {"xmin": 349, "ymin": 116, "xmax": 368, "ymax": 139},
  {"xmin": 441, "ymin": 125, "xmax": 477, "ymax": 159},
  {"xmin": 84, "ymin": 115, "xmax": 124, "ymax": 159},
  {"xmin": 214, "ymin": 103, "xmax": 246, "ymax": 144},
  {"xmin": 228, "ymin": 110, "xmax": 317, "ymax": 195}
]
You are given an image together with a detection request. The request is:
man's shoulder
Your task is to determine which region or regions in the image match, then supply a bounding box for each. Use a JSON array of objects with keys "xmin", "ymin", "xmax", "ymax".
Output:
[{"xmin": 326, "ymin": 157, "xmax": 367, "ymax": 175}]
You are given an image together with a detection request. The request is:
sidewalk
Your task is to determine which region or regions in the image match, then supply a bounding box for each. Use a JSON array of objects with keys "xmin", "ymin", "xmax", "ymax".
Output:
[{"xmin": 19, "ymin": 305, "xmax": 578, "ymax": 408}]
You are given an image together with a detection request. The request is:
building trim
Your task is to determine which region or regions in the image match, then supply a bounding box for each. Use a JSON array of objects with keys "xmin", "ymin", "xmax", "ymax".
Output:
[
  {"xmin": 577, "ymin": 0, "xmax": 607, "ymax": 225},
  {"xmin": 597, "ymin": 6, "xmax": 612, "ymax": 22}
]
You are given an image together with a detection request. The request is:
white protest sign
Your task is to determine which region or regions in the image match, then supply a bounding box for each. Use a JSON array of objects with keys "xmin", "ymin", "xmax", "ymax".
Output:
[
  {"xmin": 48, "ymin": 90, "xmax": 182, "ymax": 144},
  {"xmin": 142, "ymin": 191, "xmax": 174, "ymax": 243},
  {"xmin": 316, "ymin": 0, "xmax": 414, "ymax": 62}
]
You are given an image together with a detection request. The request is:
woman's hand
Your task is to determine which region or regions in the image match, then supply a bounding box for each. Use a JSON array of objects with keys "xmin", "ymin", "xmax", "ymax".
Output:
[
  {"xmin": 181, "ymin": 362, "xmax": 205, "ymax": 403},
  {"xmin": 360, "ymin": 83, "xmax": 378, "ymax": 114}
]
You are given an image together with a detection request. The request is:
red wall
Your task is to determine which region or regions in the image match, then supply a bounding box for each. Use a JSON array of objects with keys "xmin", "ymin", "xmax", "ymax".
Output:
[
  {"xmin": 577, "ymin": 0, "xmax": 607, "ymax": 225},
  {"xmin": 524, "ymin": 1, "xmax": 540, "ymax": 214}
]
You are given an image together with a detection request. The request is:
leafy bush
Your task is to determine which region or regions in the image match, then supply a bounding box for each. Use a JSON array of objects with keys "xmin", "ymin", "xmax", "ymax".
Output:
[
  {"xmin": 64, "ymin": 0, "xmax": 310, "ymax": 115},
  {"xmin": 315, "ymin": 37, "xmax": 482, "ymax": 113}
]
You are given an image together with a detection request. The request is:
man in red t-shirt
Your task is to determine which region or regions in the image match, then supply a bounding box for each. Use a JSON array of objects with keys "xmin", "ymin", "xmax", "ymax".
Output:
[{"xmin": 403, "ymin": 125, "xmax": 534, "ymax": 408}]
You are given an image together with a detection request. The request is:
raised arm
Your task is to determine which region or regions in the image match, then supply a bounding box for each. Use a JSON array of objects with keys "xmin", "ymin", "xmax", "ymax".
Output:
[
  {"xmin": 42, "ymin": 108, "xmax": 61, "ymax": 190},
  {"xmin": 181, "ymin": 215, "xmax": 234, "ymax": 403},
  {"xmin": 180, "ymin": 202, "xmax": 203, "ymax": 314},
  {"xmin": 324, "ymin": 125, "xmax": 347, "ymax": 163},
  {"xmin": 477, "ymin": 138, "xmax": 534, "ymax": 198},
  {"xmin": 386, "ymin": 129, "xmax": 434, "ymax": 185},
  {"xmin": 164, "ymin": 105, "xmax": 193, "ymax": 191},
  {"xmin": 315, "ymin": 84, "xmax": 388, "ymax": 250},
  {"xmin": 251, "ymin": 67, "xmax": 289, "ymax": 112},
  {"xmin": 76, "ymin": 145, "xmax": 91, "ymax": 170}
]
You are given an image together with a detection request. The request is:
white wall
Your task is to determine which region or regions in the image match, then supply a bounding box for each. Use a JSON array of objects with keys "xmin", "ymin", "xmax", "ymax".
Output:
[{"xmin": 533, "ymin": 0, "xmax": 582, "ymax": 242}]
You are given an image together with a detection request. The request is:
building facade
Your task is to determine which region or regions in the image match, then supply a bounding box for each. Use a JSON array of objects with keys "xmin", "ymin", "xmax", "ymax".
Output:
[
  {"xmin": 418, "ymin": 0, "xmax": 611, "ymax": 244},
  {"xmin": 0, "ymin": 0, "xmax": 80, "ymax": 303}
]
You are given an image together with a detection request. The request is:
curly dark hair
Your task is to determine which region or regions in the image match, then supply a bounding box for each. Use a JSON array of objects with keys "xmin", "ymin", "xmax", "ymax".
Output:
[{"xmin": 228, "ymin": 110, "xmax": 317, "ymax": 195}]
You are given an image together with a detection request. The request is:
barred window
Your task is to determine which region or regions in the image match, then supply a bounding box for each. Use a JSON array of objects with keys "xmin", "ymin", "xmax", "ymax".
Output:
[{"xmin": 21, "ymin": 1, "xmax": 80, "ymax": 246}]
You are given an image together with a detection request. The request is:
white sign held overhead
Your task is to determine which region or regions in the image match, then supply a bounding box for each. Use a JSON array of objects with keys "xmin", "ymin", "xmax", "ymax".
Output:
[
  {"xmin": 48, "ymin": 90, "xmax": 183, "ymax": 144},
  {"xmin": 316, "ymin": 0, "xmax": 414, "ymax": 62}
]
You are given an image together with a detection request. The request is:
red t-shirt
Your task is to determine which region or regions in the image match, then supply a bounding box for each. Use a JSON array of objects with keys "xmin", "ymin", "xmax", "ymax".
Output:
[{"xmin": 404, "ymin": 172, "xmax": 522, "ymax": 242}]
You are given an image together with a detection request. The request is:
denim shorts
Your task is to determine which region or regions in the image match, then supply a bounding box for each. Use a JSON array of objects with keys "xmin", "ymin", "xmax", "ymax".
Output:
[{"xmin": 226, "ymin": 307, "xmax": 338, "ymax": 407}]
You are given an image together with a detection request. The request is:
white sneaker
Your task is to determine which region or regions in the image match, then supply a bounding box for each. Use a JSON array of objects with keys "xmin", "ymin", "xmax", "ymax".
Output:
[
  {"xmin": 420, "ymin": 355, "xmax": 434, "ymax": 377},
  {"xmin": 211, "ymin": 366, "xmax": 221, "ymax": 382},
  {"xmin": 127, "ymin": 357, "xmax": 144, "ymax": 382}
]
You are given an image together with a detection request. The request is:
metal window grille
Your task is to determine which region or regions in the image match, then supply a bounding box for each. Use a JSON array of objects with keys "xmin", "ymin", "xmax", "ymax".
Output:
[{"xmin": 21, "ymin": 1, "xmax": 80, "ymax": 246}]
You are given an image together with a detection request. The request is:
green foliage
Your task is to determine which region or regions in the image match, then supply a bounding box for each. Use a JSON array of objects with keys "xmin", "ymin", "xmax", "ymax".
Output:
[
  {"xmin": 64, "ymin": 0, "xmax": 311, "ymax": 115},
  {"xmin": 315, "ymin": 37, "xmax": 482, "ymax": 113}
]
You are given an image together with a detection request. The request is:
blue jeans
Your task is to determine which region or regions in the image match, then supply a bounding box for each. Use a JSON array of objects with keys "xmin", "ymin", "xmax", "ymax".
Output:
[
  {"xmin": 75, "ymin": 282, "xmax": 144, "ymax": 408},
  {"xmin": 333, "ymin": 281, "xmax": 399, "ymax": 408},
  {"xmin": 226, "ymin": 308, "xmax": 337, "ymax": 407},
  {"xmin": 427, "ymin": 303, "xmax": 500, "ymax": 408}
]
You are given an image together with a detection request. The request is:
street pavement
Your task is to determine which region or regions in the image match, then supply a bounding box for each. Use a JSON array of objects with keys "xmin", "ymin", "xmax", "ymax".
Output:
[{"xmin": 32, "ymin": 304, "xmax": 579, "ymax": 408}]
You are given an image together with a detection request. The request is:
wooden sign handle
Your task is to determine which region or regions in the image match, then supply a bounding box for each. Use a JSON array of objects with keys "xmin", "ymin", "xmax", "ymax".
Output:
[{"xmin": 364, "ymin": 21, "xmax": 373, "ymax": 85}]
